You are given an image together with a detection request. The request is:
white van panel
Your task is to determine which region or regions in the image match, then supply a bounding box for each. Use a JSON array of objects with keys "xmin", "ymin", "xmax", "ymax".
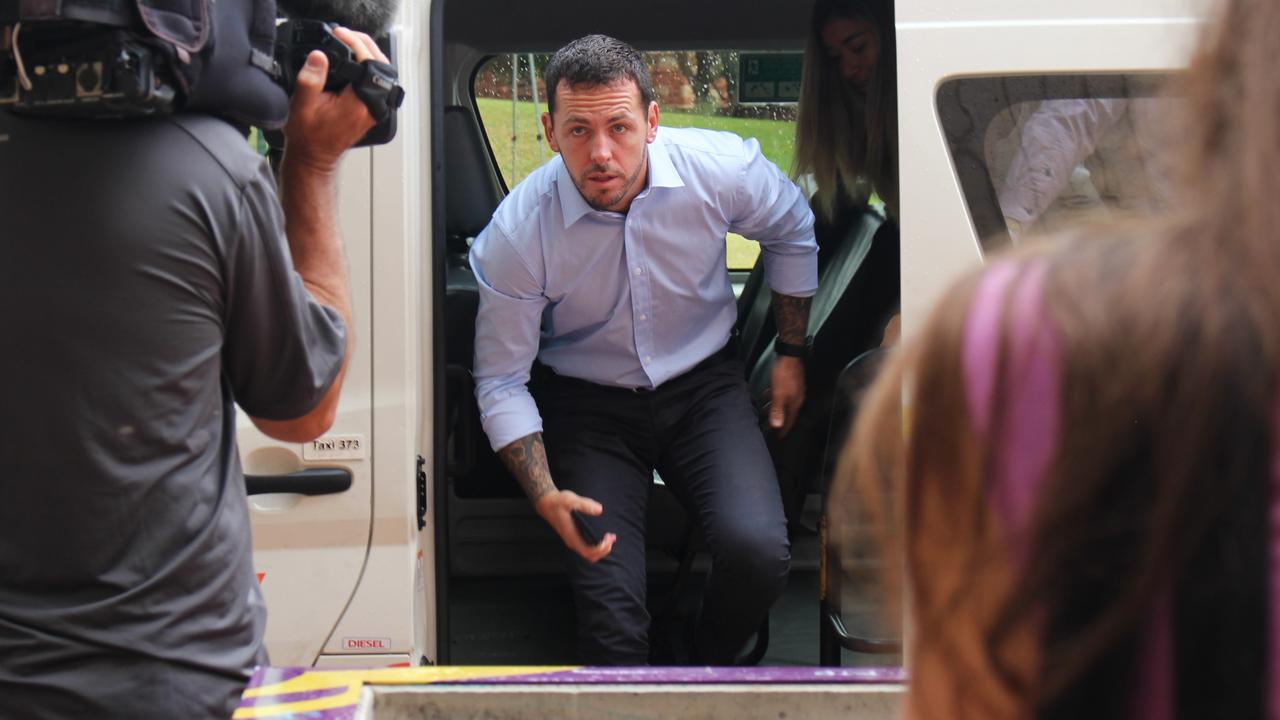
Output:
[
  {"xmin": 321, "ymin": 49, "xmax": 433, "ymax": 660},
  {"xmin": 896, "ymin": 7, "xmax": 1200, "ymax": 334},
  {"xmin": 241, "ymin": 149, "xmax": 376, "ymax": 667},
  {"xmin": 238, "ymin": 0, "xmax": 433, "ymax": 669}
]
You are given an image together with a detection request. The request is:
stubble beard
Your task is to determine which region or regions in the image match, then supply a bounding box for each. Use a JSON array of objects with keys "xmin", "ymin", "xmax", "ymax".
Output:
[{"xmin": 580, "ymin": 147, "xmax": 648, "ymax": 212}]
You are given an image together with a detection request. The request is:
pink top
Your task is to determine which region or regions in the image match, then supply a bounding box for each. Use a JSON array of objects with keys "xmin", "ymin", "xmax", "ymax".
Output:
[{"xmin": 958, "ymin": 261, "xmax": 1280, "ymax": 717}]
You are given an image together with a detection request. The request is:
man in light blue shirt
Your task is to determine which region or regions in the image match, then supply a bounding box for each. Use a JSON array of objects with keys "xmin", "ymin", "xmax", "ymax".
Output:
[{"xmin": 470, "ymin": 34, "xmax": 818, "ymax": 665}]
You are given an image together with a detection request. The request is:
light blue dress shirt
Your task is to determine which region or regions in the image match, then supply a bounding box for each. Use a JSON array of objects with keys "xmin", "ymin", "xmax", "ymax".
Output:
[{"xmin": 470, "ymin": 126, "xmax": 818, "ymax": 451}]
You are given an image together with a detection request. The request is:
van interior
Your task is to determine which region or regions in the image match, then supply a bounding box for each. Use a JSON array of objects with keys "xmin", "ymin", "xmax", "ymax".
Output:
[{"xmin": 433, "ymin": 0, "xmax": 901, "ymax": 666}]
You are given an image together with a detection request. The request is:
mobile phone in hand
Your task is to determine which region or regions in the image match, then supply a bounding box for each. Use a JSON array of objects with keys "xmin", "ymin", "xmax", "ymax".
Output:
[{"xmin": 571, "ymin": 509, "xmax": 602, "ymax": 546}]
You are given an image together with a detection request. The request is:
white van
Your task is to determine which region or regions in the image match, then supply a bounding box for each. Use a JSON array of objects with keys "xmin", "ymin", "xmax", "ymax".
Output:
[{"xmin": 238, "ymin": 0, "xmax": 1201, "ymax": 670}]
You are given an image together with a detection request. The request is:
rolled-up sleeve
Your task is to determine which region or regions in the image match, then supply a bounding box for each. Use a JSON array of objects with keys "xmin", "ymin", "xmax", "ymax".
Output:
[
  {"xmin": 470, "ymin": 222, "xmax": 549, "ymax": 451},
  {"xmin": 729, "ymin": 137, "xmax": 818, "ymax": 297}
]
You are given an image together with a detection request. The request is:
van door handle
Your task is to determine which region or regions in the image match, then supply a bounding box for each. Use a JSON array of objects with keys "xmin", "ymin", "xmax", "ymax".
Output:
[{"xmin": 244, "ymin": 468, "xmax": 353, "ymax": 496}]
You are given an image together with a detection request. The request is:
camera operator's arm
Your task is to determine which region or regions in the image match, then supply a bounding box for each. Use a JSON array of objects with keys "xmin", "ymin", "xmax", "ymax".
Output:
[{"xmin": 251, "ymin": 31, "xmax": 386, "ymax": 442}]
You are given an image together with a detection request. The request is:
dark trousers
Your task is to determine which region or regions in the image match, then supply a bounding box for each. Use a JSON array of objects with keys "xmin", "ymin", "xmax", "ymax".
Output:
[{"xmin": 534, "ymin": 353, "xmax": 791, "ymax": 665}]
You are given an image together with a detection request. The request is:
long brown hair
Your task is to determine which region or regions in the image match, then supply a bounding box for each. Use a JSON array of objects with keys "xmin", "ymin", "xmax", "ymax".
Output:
[
  {"xmin": 837, "ymin": 0, "xmax": 1280, "ymax": 717},
  {"xmin": 793, "ymin": 0, "xmax": 899, "ymax": 222}
]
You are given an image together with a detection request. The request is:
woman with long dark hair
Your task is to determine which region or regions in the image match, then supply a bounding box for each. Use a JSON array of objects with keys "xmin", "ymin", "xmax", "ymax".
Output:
[
  {"xmin": 794, "ymin": 0, "xmax": 898, "ymax": 222},
  {"xmin": 835, "ymin": 0, "xmax": 1280, "ymax": 717}
]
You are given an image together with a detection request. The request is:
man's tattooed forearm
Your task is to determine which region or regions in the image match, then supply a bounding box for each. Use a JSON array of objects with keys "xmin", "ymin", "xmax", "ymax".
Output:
[
  {"xmin": 498, "ymin": 432, "xmax": 556, "ymax": 503},
  {"xmin": 772, "ymin": 292, "xmax": 812, "ymax": 344}
]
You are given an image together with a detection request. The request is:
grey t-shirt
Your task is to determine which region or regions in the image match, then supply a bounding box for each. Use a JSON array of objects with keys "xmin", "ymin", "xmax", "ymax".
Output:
[{"xmin": 0, "ymin": 113, "xmax": 346, "ymax": 718}]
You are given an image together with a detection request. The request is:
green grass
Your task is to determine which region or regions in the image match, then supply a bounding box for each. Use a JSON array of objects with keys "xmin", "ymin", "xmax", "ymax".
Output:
[
  {"xmin": 660, "ymin": 111, "xmax": 796, "ymax": 179},
  {"xmin": 724, "ymin": 234, "xmax": 762, "ymax": 270},
  {"xmin": 476, "ymin": 97, "xmax": 795, "ymax": 269},
  {"xmin": 476, "ymin": 97, "xmax": 795, "ymax": 187}
]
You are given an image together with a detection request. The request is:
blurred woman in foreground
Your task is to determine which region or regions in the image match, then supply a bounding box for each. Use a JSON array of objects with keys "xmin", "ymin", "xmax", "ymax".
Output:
[{"xmin": 837, "ymin": 0, "xmax": 1280, "ymax": 717}]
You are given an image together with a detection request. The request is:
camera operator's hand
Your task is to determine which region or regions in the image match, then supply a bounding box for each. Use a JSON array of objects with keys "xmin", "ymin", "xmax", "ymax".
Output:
[{"xmin": 282, "ymin": 27, "xmax": 389, "ymax": 172}]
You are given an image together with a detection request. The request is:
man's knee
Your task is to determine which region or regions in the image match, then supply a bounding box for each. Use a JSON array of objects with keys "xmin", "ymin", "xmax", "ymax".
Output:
[{"xmin": 713, "ymin": 524, "xmax": 791, "ymax": 597}]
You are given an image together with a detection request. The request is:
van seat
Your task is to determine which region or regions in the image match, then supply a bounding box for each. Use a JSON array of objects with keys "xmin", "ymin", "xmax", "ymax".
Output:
[
  {"xmin": 747, "ymin": 208, "xmax": 900, "ymax": 528},
  {"xmin": 441, "ymin": 104, "xmax": 515, "ymax": 507},
  {"xmin": 443, "ymin": 105, "xmax": 504, "ymax": 369}
]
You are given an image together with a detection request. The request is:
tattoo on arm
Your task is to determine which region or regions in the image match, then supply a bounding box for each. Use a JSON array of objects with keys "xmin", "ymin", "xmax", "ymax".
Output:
[
  {"xmin": 772, "ymin": 292, "xmax": 812, "ymax": 345},
  {"xmin": 498, "ymin": 432, "xmax": 556, "ymax": 504}
]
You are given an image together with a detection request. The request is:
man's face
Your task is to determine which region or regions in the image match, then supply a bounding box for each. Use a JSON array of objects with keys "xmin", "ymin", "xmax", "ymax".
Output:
[{"xmin": 543, "ymin": 78, "xmax": 659, "ymax": 213}]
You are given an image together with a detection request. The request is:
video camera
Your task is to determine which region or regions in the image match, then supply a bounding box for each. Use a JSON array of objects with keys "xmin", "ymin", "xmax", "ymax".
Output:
[
  {"xmin": 272, "ymin": 18, "xmax": 402, "ymax": 146},
  {"xmin": 0, "ymin": 0, "xmax": 404, "ymax": 146}
]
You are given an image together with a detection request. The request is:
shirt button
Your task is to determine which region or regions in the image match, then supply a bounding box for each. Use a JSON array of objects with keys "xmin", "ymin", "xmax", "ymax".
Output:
[
  {"xmin": 634, "ymin": 267, "xmax": 643, "ymax": 275},
  {"xmin": 645, "ymin": 355, "xmax": 652, "ymax": 363},
  {"xmin": 639, "ymin": 314, "xmax": 647, "ymax": 321}
]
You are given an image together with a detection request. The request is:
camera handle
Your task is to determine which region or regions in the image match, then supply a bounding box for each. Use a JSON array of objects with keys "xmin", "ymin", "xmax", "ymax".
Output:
[{"xmin": 329, "ymin": 57, "xmax": 404, "ymax": 123}]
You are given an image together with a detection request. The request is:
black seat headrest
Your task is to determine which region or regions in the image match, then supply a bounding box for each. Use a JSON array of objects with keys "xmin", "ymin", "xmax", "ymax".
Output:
[{"xmin": 444, "ymin": 105, "xmax": 505, "ymax": 254}]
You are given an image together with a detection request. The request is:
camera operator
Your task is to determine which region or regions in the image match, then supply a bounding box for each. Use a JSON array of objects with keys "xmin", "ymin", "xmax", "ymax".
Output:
[{"xmin": 0, "ymin": 25, "xmax": 387, "ymax": 720}]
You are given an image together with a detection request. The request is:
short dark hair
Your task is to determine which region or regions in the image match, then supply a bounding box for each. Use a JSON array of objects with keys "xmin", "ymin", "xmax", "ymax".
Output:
[{"xmin": 544, "ymin": 34, "xmax": 654, "ymax": 116}]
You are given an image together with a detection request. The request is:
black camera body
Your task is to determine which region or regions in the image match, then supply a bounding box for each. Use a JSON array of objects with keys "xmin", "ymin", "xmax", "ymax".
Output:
[
  {"xmin": 271, "ymin": 19, "xmax": 403, "ymax": 147},
  {"xmin": 277, "ymin": 19, "xmax": 365, "ymax": 95}
]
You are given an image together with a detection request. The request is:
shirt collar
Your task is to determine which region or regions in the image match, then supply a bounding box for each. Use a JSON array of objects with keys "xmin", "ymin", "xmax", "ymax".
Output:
[
  {"xmin": 646, "ymin": 132, "xmax": 685, "ymax": 191},
  {"xmin": 557, "ymin": 131, "xmax": 686, "ymax": 229},
  {"xmin": 556, "ymin": 158, "xmax": 594, "ymax": 229}
]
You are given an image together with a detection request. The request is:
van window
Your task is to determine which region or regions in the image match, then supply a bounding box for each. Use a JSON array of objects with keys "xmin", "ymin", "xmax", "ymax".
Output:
[
  {"xmin": 474, "ymin": 52, "xmax": 800, "ymax": 271},
  {"xmin": 936, "ymin": 74, "xmax": 1182, "ymax": 252},
  {"xmin": 247, "ymin": 128, "xmax": 270, "ymax": 156}
]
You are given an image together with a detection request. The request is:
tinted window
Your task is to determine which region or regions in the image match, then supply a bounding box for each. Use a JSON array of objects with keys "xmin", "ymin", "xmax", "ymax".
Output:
[{"xmin": 937, "ymin": 74, "xmax": 1182, "ymax": 252}]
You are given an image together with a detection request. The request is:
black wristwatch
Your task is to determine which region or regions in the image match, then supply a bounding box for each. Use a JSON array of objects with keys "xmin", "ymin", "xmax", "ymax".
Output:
[{"xmin": 775, "ymin": 335, "xmax": 813, "ymax": 360}]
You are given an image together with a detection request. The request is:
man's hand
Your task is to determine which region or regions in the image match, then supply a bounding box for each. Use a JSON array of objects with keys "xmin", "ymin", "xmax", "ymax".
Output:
[
  {"xmin": 496, "ymin": 432, "xmax": 615, "ymax": 562},
  {"xmin": 283, "ymin": 27, "xmax": 388, "ymax": 173},
  {"xmin": 534, "ymin": 489, "xmax": 617, "ymax": 563},
  {"xmin": 769, "ymin": 355, "xmax": 805, "ymax": 437},
  {"xmin": 769, "ymin": 291, "xmax": 812, "ymax": 438}
]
